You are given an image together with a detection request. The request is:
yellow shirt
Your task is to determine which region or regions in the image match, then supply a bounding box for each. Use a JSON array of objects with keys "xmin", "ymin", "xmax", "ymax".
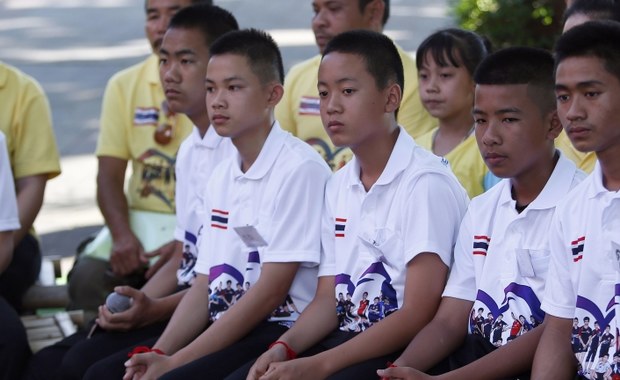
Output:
[
  {"xmin": 416, "ymin": 127, "xmax": 488, "ymax": 199},
  {"xmin": 556, "ymin": 130, "xmax": 596, "ymax": 173},
  {"xmin": 96, "ymin": 55, "xmax": 193, "ymax": 213},
  {"xmin": 276, "ymin": 47, "xmax": 435, "ymax": 171},
  {"xmin": 0, "ymin": 62, "xmax": 60, "ymax": 180}
]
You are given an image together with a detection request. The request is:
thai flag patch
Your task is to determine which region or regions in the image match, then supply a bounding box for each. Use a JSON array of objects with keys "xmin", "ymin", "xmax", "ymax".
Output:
[
  {"xmin": 211, "ymin": 209, "xmax": 229, "ymax": 230},
  {"xmin": 298, "ymin": 96, "xmax": 320, "ymax": 115},
  {"xmin": 335, "ymin": 218, "xmax": 347, "ymax": 238},
  {"xmin": 571, "ymin": 236, "xmax": 585, "ymax": 262},
  {"xmin": 134, "ymin": 107, "xmax": 159, "ymax": 126},
  {"xmin": 472, "ymin": 235, "xmax": 490, "ymax": 256}
]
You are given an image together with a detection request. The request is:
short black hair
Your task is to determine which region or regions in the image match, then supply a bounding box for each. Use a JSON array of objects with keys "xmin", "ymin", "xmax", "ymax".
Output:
[
  {"xmin": 209, "ymin": 29, "xmax": 284, "ymax": 85},
  {"xmin": 416, "ymin": 28, "xmax": 489, "ymax": 77},
  {"xmin": 555, "ymin": 20, "xmax": 620, "ymax": 83},
  {"xmin": 144, "ymin": 0, "xmax": 212, "ymax": 13},
  {"xmin": 474, "ymin": 46, "xmax": 556, "ymax": 115},
  {"xmin": 359, "ymin": 0, "xmax": 390, "ymax": 26},
  {"xmin": 563, "ymin": 0, "xmax": 620, "ymax": 24},
  {"xmin": 322, "ymin": 29, "xmax": 404, "ymax": 92},
  {"xmin": 168, "ymin": 4, "xmax": 239, "ymax": 47}
]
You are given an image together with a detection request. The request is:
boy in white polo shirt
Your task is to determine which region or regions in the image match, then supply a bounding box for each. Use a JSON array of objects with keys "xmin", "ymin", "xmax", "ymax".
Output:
[
  {"xmin": 122, "ymin": 29, "xmax": 331, "ymax": 380},
  {"xmin": 532, "ymin": 21, "xmax": 620, "ymax": 379},
  {"xmin": 377, "ymin": 47, "xmax": 585, "ymax": 380},
  {"xmin": 245, "ymin": 30, "xmax": 469, "ymax": 380}
]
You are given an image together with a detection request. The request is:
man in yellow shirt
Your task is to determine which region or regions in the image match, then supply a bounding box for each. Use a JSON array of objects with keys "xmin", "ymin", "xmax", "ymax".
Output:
[
  {"xmin": 67, "ymin": 0, "xmax": 208, "ymax": 319},
  {"xmin": 0, "ymin": 61, "xmax": 61, "ymax": 312},
  {"xmin": 276, "ymin": 0, "xmax": 435, "ymax": 171}
]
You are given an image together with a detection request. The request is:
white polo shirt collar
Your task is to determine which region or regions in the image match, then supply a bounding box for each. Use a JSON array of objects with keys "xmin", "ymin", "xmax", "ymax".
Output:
[
  {"xmin": 232, "ymin": 121, "xmax": 286, "ymax": 180},
  {"xmin": 190, "ymin": 125, "xmax": 228, "ymax": 149},
  {"xmin": 346, "ymin": 126, "xmax": 414, "ymax": 189},
  {"xmin": 498, "ymin": 151, "xmax": 578, "ymax": 211}
]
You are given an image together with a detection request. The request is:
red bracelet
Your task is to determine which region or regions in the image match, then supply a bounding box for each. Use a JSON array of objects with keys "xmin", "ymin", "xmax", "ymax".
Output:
[
  {"xmin": 127, "ymin": 345, "xmax": 166, "ymax": 358},
  {"xmin": 269, "ymin": 340, "xmax": 297, "ymax": 360}
]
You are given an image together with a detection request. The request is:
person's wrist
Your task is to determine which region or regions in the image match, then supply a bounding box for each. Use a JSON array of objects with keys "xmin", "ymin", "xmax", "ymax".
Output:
[{"xmin": 269, "ymin": 340, "xmax": 297, "ymax": 360}]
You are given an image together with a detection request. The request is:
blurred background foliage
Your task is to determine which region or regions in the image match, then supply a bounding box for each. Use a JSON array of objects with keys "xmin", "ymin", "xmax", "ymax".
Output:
[{"xmin": 451, "ymin": 0, "xmax": 567, "ymax": 50}]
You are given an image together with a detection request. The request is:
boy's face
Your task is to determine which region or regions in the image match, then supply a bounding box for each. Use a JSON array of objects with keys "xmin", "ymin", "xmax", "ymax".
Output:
[
  {"xmin": 159, "ymin": 27, "xmax": 210, "ymax": 118},
  {"xmin": 311, "ymin": 0, "xmax": 374, "ymax": 53},
  {"xmin": 418, "ymin": 52, "xmax": 475, "ymax": 121},
  {"xmin": 473, "ymin": 84, "xmax": 556, "ymax": 180},
  {"xmin": 318, "ymin": 52, "xmax": 395, "ymax": 150},
  {"xmin": 145, "ymin": 0, "xmax": 193, "ymax": 52},
  {"xmin": 555, "ymin": 55, "xmax": 620, "ymax": 155},
  {"xmin": 206, "ymin": 53, "xmax": 277, "ymax": 139}
]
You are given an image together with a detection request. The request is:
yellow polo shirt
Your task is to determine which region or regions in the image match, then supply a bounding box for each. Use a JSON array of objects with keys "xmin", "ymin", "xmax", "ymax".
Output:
[
  {"xmin": 96, "ymin": 54, "xmax": 193, "ymax": 213},
  {"xmin": 556, "ymin": 130, "xmax": 596, "ymax": 173}
]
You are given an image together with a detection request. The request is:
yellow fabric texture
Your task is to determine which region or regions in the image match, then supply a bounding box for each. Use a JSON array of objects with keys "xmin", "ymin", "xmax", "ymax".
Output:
[
  {"xmin": 96, "ymin": 54, "xmax": 193, "ymax": 213},
  {"xmin": 416, "ymin": 127, "xmax": 488, "ymax": 199},
  {"xmin": 556, "ymin": 130, "xmax": 596, "ymax": 173},
  {"xmin": 0, "ymin": 62, "xmax": 60, "ymax": 180},
  {"xmin": 275, "ymin": 47, "xmax": 436, "ymax": 171}
]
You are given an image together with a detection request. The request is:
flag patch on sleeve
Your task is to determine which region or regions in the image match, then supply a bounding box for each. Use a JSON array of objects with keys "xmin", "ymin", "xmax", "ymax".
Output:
[
  {"xmin": 335, "ymin": 218, "xmax": 347, "ymax": 238},
  {"xmin": 211, "ymin": 209, "xmax": 229, "ymax": 230},
  {"xmin": 571, "ymin": 236, "xmax": 585, "ymax": 262},
  {"xmin": 473, "ymin": 235, "xmax": 491, "ymax": 256}
]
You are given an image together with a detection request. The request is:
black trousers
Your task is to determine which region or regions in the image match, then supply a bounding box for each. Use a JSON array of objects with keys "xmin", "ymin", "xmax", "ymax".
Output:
[
  {"xmin": 23, "ymin": 319, "xmax": 168, "ymax": 380},
  {"xmin": 0, "ymin": 234, "xmax": 41, "ymax": 311},
  {"xmin": 0, "ymin": 296, "xmax": 30, "ymax": 380},
  {"xmin": 226, "ymin": 329, "xmax": 403, "ymax": 380}
]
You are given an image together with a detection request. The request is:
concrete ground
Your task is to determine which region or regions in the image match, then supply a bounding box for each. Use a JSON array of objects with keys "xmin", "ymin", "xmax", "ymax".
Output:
[{"xmin": 0, "ymin": 0, "xmax": 453, "ymax": 263}]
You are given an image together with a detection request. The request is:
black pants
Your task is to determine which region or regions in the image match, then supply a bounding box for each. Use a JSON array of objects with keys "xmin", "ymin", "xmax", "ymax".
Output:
[
  {"xmin": 226, "ymin": 329, "xmax": 403, "ymax": 380},
  {"xmin": 0, "ymin": 296, "xmax": 30, "ymax": 380},
  {"xmin": 0, "ymin": 234, "xmax": 41, "ymax": 311},
  {"xmin": 427, "ymin": 334, "xmax": 530, "ymax": 380},
  {"xmin": 23, "ymin": 320, "xmax": 168, "ymax": 380}
]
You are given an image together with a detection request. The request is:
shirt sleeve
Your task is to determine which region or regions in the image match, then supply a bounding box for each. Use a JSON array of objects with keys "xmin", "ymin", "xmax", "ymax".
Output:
[
  {"xmin": 318, "ymin": 180, "xmax": 336, "ymax": 277},
  {"xmin": 11, "ymin": 79, "xmax": 60, "ymax": 179},
  {"xmin": 442, "ymin": 209, "xmax": 477, "ymax": 301},
  {"xmin": 0, "ymin": 134, "xmax": 20, "ymax": 232},
  {"xmin": 540, "ymin": 212, "xmax": 577, "ymax": 319},
  {"xmin": 96, "ymin": 75, "xmax": 131, "ymax": 159},
  {"xmin": 262, "ymin": 160, "xmax": 330, "ymax": 265},
  {"xmin": 402, "ymin": 172, "xmax": 467, "ymax": 267}
]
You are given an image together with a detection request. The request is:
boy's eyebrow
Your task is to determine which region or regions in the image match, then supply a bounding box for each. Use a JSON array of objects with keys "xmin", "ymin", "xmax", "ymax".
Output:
[
  {"xmin": 472, "ymin": 107, "xmax": 522, "ymax": 115},
  {"xmin": 173, "ymin": 48, "xmax": 196, "ymax": 57},
  {"xmin": 317, "ymin": 77, "xmax": 359, "ymax": 87},
  {"xmin": 555, "ymin": 80, "xmax": 605, "ymax": 91},
  {"xmin": 205, "ymin": 76, "xmax": 246, "ymax": 84}
]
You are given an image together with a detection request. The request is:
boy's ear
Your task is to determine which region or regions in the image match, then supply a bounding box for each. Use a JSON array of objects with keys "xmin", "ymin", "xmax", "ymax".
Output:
[
  {"xmin": 266, "ymin": 83, "xmax": 284, "ymax": 107},
  {"xmin": 384, "ymin": 82, "xmax": 402, "ymax": 114},
  {"xmin": 365, "ymin": 0, "xmax": 385, "ymax": 31},
  {"xmin": 546, "ymin": 110, "xmax": 562, "ymax": 140}
]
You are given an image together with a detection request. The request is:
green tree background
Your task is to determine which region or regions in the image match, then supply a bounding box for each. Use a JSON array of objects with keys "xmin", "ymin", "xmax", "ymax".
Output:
[{"xmin": 451, "ymin": 0, "xmax": 567, "ymax": 50}]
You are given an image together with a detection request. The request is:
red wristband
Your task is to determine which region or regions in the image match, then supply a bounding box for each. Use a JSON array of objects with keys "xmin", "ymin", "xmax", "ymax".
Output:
[
  {"xmin": 269, "ymin": 340, "xmax": 297, "ymax": 360},
  {"xmin": 127, "ymin": 345, "xmax": 166, "ymax": 358}
]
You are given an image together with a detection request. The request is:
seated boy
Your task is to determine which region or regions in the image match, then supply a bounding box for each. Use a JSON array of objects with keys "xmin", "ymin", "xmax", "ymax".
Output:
[
  {"xmin": 113, "ymin": 29, "xmax": 332, "ymax": 380},
  {"xmin": 377, "ymin": 46, "xmax": 585, "ymax": 380},
  {"xmin": 245, "ymin": 30, "xmax": 469, "ymax": 380},
  {"xmin": 531, "ymin": 20, "xmax": 620, "ymax": 379},
  {"xmin": 24, "ymin": 5, "xmax": 239, "ymax": 380}
]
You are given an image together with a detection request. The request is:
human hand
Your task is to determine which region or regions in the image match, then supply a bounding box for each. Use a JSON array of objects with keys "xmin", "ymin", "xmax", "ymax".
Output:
[
  {"xmin": 97, "ymin": 286, "xmax": 156, "ymax": 331},
  {"xmin": 144, "ymin": 240, "xmax": 181, "ymax": 279},
  {"xmin": 246, "ymin": 342, "xmax": 290, "ymax": 379},
  {"xmin": 376, "ymin": 365, "xmax": 435, "ymax": 380},
  {"xmin": 123, "ymin": 351, "xmax": 171, "ymax": 380},
  {"xmin": 258, "ymin": 357, "xmax": 327, "ymax": 380},
  {"xmin": 110, "ymin": 232, "xmax": 146, "ymax": 276}
]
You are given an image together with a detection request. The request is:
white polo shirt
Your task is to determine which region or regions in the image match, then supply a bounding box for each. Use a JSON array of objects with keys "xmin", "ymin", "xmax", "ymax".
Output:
[
  {"xmin": 319, "ymin": 127, "xmax": 469, "ymax": 332},
  {"xmin": 195, "ymin": 122, "xmax": 331, "ymax": 323},
  {"xmin": 542, "ymin": 161, "xmax": 620, "ymax": 367},
  {"xmin": 173, "ymin": 126, "xmax": 236, "ymax": 287},
  {"xmin": 0, "ymin": 131, "xmax": 19, "ymax": 232},
  {"xmin": 444, "ymin": 152, "xmax": 584, "ymax": 346}
]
